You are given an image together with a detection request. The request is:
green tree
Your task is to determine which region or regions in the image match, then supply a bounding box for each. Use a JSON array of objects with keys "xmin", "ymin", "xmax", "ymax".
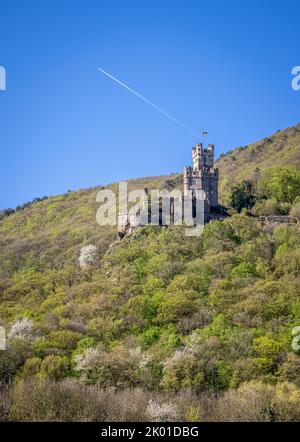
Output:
[
  {"xmin": 230, "ymin": 180, "xmax": 255, "ymax": 212},
  {"xmin": 258, "ymin": 167, "xmax": 300, "ymax": 203}
]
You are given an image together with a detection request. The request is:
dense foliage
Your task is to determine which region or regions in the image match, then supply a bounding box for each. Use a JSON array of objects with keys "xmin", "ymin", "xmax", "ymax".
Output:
[
  {"xmin": 230, "ymin": 166, "xmax": 300, "ymax": 216},
  {"xmin": 0, "ymin": 124, "xmax": 300, "ymax": 421},
  {"xmin": 1, "ymin": 211, "xmax": 300, "ymax": 420}
]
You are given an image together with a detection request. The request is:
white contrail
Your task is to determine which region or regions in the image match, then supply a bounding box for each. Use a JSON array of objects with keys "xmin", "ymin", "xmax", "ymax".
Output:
[{"xmin": 98, "ymin": 67, "xmax": 198, "ymax": 137}]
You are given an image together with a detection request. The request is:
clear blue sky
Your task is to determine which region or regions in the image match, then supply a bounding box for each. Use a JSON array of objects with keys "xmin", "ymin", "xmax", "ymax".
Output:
[{"xmin": 0, "ymin": 0, "xmax": 299, "ymax": 209}]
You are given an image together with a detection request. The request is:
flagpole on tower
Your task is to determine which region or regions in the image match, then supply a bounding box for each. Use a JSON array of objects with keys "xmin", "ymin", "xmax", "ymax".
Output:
[{"xmin": 202, "ymin": 129, "xmax": 208, "ymax": 147}]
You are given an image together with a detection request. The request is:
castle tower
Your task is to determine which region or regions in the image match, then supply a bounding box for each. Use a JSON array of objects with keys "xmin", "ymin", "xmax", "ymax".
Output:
[{"xmin": 183, "ymin": 142, "xmax": 219, "ymax": 207}]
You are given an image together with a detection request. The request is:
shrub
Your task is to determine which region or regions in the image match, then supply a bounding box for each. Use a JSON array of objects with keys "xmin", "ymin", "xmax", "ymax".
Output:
[
  {"xmin": 212, "ymin": 381, "xmax": 275, "ymax": 422},
  {"xmin": 10, "ymin": 379, "xmax": 109, "ymax": 421},
  {"xmin": 252, "ymin": 198, "xmax": 280, "ymax": 216},
  {"xmin": 230, "ymin": 262, "xmax": 258, "ymax": 279},
  {"xmin": 47, "ymin": 330, "xmax": 83, "ymax": 350},
  {"xmin": 290, "ymin": 200, "xmax": 300, "ymax": 220},
  {"xmin": 0, "ymin": 339, "xmax": 33, "ymax": 383},
  {"xmin": 162, "ymin": 350, "xmax": 205, "ymax": 392},
  {"xmin": 253, "ymin": 336, "xmax": 282, "ymax": 360},
  {"xmin": 203, "ymin": 220, "xmax": 240, "ymax": 253},
  {"xmin": 0, "ymin": 384, "xmax": 11, "ymax": 422},
  {"xmin": 156, "ymin": 293, "xmax": 196, "ymax": 324},
  {"xmin": 277, "ymin": 353, "xmax": 300, "ymax": 386},
  {"xmin": 39, "ymin": 355, "xmax": 69, "ymax": 380},
  {"xmin": 274, "ymin": 382, "xmax": 300, "ymax": 421},
  {"xmin": 20, "ymin": 357, "xmax": 42, "ymax": 379},
  {"xmin": 9, "ymin": 379, "xmax": 152, "ymax": 422}
]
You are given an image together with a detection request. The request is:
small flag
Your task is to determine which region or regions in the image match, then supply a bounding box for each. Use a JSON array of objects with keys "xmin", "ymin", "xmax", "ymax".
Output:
[{"xmin": 203, "ymin": 131, "xmax": 208, "ymax": 136}]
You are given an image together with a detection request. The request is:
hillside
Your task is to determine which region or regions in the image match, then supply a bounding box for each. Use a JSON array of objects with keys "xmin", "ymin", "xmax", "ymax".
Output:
[
  {"xmin": 216, "ymin": 123, "xmax": 300, "ymax": 202},
  {"xmin": 1, "ymin": 123, "xmax": 299, "ymax": 261},
  {"xmin": 0, "ymin": 123, "xmax": 299, "ymax": 273},
  {"xmin": 0, "ymin": 123, "xmax": 300, "ymax": 422}
]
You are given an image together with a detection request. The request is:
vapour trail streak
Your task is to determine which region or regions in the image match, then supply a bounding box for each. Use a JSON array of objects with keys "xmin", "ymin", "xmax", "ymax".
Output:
[{"xmin": 98, "ymin": 67, "xmax": 198, "ymax": 137}]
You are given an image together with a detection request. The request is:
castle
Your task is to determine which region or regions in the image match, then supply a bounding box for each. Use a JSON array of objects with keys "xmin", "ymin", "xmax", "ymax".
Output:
[
  {"xmin": 183, "ymin": 143, "xmax": 218, "ymax": 206},
  {"xmin": 117, "ymin": 142, "xmax": 221, "ymax": 237}
]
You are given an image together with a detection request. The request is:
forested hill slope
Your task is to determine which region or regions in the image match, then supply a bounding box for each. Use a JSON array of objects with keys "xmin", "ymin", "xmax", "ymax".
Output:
[
  {"xmin": 0, "ymin": 123, "xmax": 300, "ymax": 422},
  {"xmin": 0, "ymin": 123, "xmax": 299, "ymax": 306},
  {"xmin": 0, "ymin": 175, "xmax": 183, "ymax": 275},
  {"xmin": 0, "ymin": 123, "xmax": 299, "ymax": 280}
]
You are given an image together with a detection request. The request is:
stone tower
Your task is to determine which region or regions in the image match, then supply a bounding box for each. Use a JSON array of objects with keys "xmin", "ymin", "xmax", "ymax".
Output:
[{"xmin": 183, "ymin": 143, "xmax": 219, "ymax": 207}]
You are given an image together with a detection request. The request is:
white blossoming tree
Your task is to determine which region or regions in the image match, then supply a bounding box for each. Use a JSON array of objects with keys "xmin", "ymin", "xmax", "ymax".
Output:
[
  {"xmin": 8, "ymin": 318, "xmax": 34, "ymax": 341},
  {"xmin": 78, "ymin": 244, "xmax": 98, "ymax": 268},
  {"xmin": 146, "ymin": 400, "xmax": 180, "ymax": 422},
  {"xmin": 75, "ymin": 345, "xmax": 152, "ymax": 386}
]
